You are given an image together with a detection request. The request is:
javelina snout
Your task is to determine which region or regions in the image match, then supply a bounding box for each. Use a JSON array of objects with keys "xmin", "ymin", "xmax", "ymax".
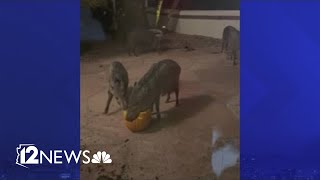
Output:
[
  {"xmin": 104, "ymin": 61, "xmax": 129, "ymax": 114},
  {"xmin": 221, "ymin": 26, "xmax": 240, "ymax": 65},
  {"xmin": 126, "ymin": 59, "xmax": 181, "ymax": 122},
  {"xmin": 127, "ymin": 28, "xmax": 163, "ymax": 56}
]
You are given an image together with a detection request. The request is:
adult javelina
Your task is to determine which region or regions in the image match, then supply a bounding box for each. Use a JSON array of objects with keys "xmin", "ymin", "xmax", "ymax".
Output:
[
  {"xmin": 221, "ymin": 26, "xmax": 236, "ymax": 53},
  {"xmin": 221, "ymin": 26, "xmax": 240, "ymax": 65},
  {"xmin": 104, "ymin": 61, "xmax": 129, "ymax": 114},
  {"xmin": 127, "ymin": 28, "xmax": 162, "ymax": 56},
  {"xmin": 126, "ymin": 59, "xmax": 181, "ymax": 121},
  {"xmin": 228, "ymin": 29, "xmax": 240, "ymax": 65}
]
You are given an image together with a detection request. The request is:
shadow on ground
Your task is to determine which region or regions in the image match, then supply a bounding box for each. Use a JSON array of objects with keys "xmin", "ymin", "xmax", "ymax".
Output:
[{"xmin": 142, "ymin": 95, "xmax": 214, "ymax": 133}]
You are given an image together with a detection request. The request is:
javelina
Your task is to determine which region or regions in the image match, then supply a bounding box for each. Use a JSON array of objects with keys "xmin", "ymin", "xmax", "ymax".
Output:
[
  {"xmin": 126, "ymin": 59, "xmax": 181, "ymax": 121},
  {"xmin": 104, "ymin": 61, "xmax": 129, "ymax": 114},
  {"xmin": 127, "ymin": 28, "xmax": 162, "ymax": 56},
  {"xmin": 221, "ymin": 26, "xmax": 240, "ymax": 65},
  {"xmin": 228, "ymin": 29, "xmax": 240, "ymax": 65},
  {"xmin": 221, "ymin": 26, "xmax": 236, "ymax": 53}
]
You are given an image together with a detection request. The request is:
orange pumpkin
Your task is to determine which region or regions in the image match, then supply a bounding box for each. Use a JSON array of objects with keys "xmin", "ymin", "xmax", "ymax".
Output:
[{"xmin": 123, "ymin": 110, "xmax": 152, "ymax": 132}]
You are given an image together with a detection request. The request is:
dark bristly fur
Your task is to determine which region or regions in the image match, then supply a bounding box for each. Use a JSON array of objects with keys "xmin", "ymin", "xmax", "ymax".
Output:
[
  {"xmin": 221, "ymin": 26, "xmax": 240, "ymax": 65},
  {"xmin": 126, "ymin": 59, "xmax": 181, "ymax": 121},
  {"xmin": 104, "ymin": 61, "xmax": 129, "ymax": 114}
]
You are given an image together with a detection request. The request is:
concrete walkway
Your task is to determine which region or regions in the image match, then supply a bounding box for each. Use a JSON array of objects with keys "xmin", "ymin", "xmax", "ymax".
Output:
[{"xmin": 80, "ymin": 44, "xmax": 239, "ymax": 180}]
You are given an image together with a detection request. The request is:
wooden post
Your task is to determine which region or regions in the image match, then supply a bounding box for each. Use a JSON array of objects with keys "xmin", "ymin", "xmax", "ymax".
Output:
[{"xmin": 167, "ymin": 0, "xmax": 180, "ymax": 31}]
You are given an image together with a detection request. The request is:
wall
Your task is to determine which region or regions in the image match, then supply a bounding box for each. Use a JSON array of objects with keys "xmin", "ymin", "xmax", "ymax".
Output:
[{"xmin": 147, "ymin": 8, "xmax": 240, "ymax": 39}]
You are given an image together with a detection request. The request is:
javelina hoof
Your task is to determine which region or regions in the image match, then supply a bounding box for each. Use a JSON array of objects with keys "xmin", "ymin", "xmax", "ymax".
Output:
[{"xmin": 165, "ymin": 94, "xmax": 171, "ymax": 103}]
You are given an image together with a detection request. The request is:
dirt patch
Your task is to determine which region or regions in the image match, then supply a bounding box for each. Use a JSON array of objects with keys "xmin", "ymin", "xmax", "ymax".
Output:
[{"xmin": 161, "ymin": 33, "xmax": 222, "ymax": 52}]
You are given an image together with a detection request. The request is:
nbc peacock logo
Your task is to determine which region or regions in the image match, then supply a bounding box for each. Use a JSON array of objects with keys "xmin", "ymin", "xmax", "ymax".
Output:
[{"xmin": 91, "ymin": 151, "xmax": 112, "ymax": 164}]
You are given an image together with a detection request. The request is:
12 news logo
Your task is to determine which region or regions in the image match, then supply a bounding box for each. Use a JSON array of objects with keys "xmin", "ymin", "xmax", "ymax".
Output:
[{"xmin": 16, "ymin": 144, "xmax": 112, "ymax": 168}]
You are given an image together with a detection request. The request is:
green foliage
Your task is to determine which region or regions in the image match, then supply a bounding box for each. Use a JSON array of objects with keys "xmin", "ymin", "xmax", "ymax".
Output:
[{"xmin": 155, "ymin": 0, "xmax": 163, "ymax": 27}]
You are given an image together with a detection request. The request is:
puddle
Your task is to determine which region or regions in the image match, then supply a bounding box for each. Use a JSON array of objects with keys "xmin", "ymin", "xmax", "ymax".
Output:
[{"xmin": 211, "ymin": 129, "xmax": 239, "ymax": 177}]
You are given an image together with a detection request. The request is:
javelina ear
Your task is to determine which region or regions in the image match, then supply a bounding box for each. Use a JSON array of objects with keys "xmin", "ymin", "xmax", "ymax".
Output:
[{"xmin": 134, "ymin": 82, "xmax": 137, "ymax": 87}]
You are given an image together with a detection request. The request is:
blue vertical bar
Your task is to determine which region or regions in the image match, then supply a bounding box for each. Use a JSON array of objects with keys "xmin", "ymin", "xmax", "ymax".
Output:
[
  {"xmin": 241, "ymin": 1, "xmax": 320, "ymax": 179},
  {"xmin": 0, "ymin": 1, "xmax": 80, "ymax": 179}
]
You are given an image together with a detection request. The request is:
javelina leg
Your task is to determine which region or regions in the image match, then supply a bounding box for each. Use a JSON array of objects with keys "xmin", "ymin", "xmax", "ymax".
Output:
[
  {"xmin": 155, "ymin": 96, "xmax": 161, "ymax": 120},
  {"xmin": 104, "ymin": 90, "xmax": 113, "ymax": 114},
  {"xmin": 221, "ymin": 40, "xmax": 225, "ymax": 53},
  {"xmin": 233, "ymin": 57, "xmax": 237, "ymax": 65},
  {"xmin": 223, "ymin": 40, "xmax": 229, "ymax": 53},
  {"xmin": 121, "ymin": 99, "xmax": 128, "ymax": 110},
  {"xmin": 165, "ymin": 93, "xmax": 171, "ymax": 103},
  {"xmin": 232, "ymin": 50, "xmax": 237, "ymax": 65},
  {"xmin": 175, "ymin": 88, "xmax": 180, "ymax": 106},
  {"xmin": 157, "ymin": 43, "xmax": 161, "ymax": 54},
  {"xmin": 127, "ymin": 43, "xmax": 132, "ymax": 56},
  {"xmin": 115, "ymin": 96, "xmax": 121, "ymax": 106},
  {"xmin": 228, "ymin": 52, "xmax": 233, "ymax": 60},
  {"xmin": 156, "ymin": 38, "xmax": 161, "ymax": 54},
  {"xmin": 133, "ymin": 47, "xmax": 138, "ymax": 57}
]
